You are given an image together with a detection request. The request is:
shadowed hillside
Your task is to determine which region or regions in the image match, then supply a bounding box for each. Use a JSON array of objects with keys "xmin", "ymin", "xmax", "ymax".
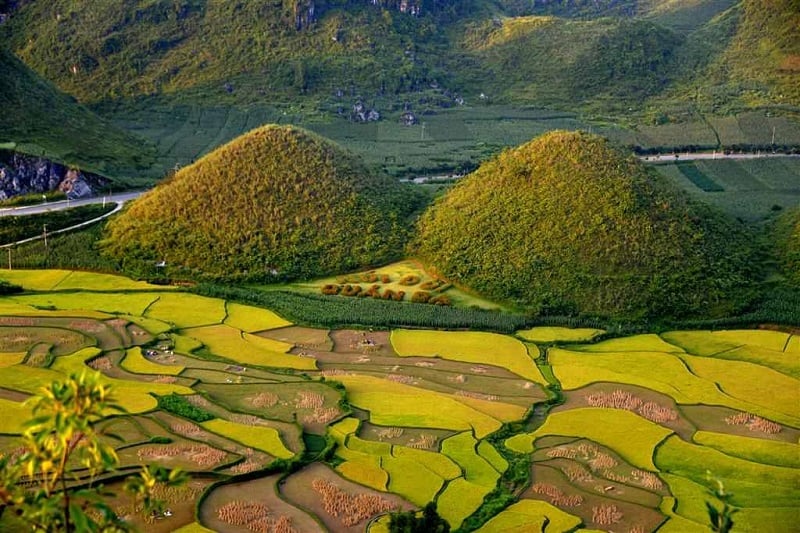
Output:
[{"xmin": 0, "ymin": 49, "xmax": 156, "ymax": 182}]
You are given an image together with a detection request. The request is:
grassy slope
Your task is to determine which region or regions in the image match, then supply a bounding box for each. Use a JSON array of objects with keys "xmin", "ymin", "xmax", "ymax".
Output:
[
  {"xmin": 716, "ymin": 0, "xmax": 800, "ymax": 107},
  {"xmin": 413, "ymin": 130, "xmax": 758, "ymax": 319},
  {"xmin": 102, "ymin": 125, "xmax": 424, "ymax": 282},
  {"xmin": 453, "ymin": 15, "xmax": 683, "ymax": 110},
  {"xmin": 0, "ymin": 49, "xmax": 157, "ymax": 183}
]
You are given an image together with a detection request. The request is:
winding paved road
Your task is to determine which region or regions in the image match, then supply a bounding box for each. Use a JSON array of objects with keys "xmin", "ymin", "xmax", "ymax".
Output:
[
  {"xmin": 0, "ymin": 191, "xmax": 145, "ymax": 217},
  {"xmin": 0, "ymin": 191, "xmax": 147, "ymax": 248}
]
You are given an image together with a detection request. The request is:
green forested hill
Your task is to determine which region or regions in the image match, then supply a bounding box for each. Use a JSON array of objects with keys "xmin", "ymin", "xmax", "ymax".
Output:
[
  {"xmin": 102, "ymin": 125, "xmax": 424, "ymax": 282},
  {"xmin": 3, "ymin": 0, "xmax": 792, "ymax": 112},
  {"xmin": 412, "ymin": 131, "xmax": 758, "ymax": 319},
  {"xmin": 0, "ymin": 48, "xmax": 156, "ymax": 181},
  {"xmin": 715, "ymin": 0, "xmax": 800, "ymax": 107}
]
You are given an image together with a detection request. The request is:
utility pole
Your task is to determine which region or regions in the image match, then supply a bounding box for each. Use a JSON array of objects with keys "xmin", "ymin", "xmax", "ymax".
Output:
[
  {"xmin": 772, "ymin": 126, "xmax": 776, "ymax": 146},
  {"xmin": 421, "ymin": 122, "xmax": 426, "ymax": 141},
  {"xmin": 43, "ymin": 224, "xmax": 48, "ymax": 250},
  {"xmin": 6, "ymin": 248, "xmax": 11, "ymax": 270}
]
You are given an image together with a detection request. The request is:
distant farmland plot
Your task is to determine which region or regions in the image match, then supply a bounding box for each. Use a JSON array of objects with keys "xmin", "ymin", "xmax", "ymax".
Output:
[
  {"xmin": 104, "ymin": 102, "xmax": 630, "ymax": 177},
  {"xmin": 709, "ymin": 112, "xmax": 800, "ymax": 147},
  {"xmin": 652, "ymin": 157, "xmax": 800, "ymax": 220}
]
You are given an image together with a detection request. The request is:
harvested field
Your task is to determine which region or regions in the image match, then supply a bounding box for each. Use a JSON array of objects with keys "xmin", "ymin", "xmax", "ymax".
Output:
[
  {"xmin": 200, "ymin": 475, "xmax": 321, "ymax": 533},
  {"xmin": 197, "ymin": 382, "xmax": 342, "ymax": 434},
  {"xmin": 358, "ymin": 422, "xmax": 455, "ymax": 449},
  {"xmin": 280, "ymin": 463, "xmax": 414, "ymax": 533},
  {"xmin": 330, "ymin": 330, "xmax": 396, "ymax": 357},
  {"xmin": 259, "ymin": 326, "xmax": 332, "ymax": 351},
  {"xmin": 525, "ymin": 463, "xmax": 667, "ymax": 532},
  {"xmin": 556, "ymin": 383, "xmax": 696, "ymax": 439},
  {"xmin": 102, "ymin": 478, "xmax": 211, "ymax": 533},
  {"xmin": 681, "ymin": 404, "xmax": 800, "ymax": 443}
]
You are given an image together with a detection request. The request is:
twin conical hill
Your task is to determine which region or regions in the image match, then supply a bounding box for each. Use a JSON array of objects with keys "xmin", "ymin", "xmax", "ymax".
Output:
[
  {"xmin": 102, "ymin": 125, "xmax": 419, "ymax": 281},
  {"xmin": 413, "ymin": 131, "xmax": 756, "ymax": 318}
]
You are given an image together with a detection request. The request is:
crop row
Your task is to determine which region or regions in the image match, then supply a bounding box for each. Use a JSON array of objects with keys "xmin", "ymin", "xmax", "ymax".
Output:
[{"xmin": 193, "ymin": 285, "xmax": 532, "ymax": 332}]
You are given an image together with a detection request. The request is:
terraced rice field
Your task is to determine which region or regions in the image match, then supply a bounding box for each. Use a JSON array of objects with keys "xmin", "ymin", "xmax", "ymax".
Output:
[{"xmin": 0, "ymin": 269, "xmax": 797, "ymax": 532}]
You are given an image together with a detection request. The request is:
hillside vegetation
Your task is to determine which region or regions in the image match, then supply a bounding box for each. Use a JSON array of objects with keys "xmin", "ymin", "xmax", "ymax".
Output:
[
  {"xmin": 102, "ymin": 125, "xmax": 423, "ymax": 282},
  {"xmin": 774, "ymin": 207, "xmax": 800, "ymax": 286},
  {"xmin": 716, "ymin": 0, "xmax": 800, "ymax": 107},
  {"xmin": 0, "ymin": 49, "xmax": 156, "ymax": 181},
  {"xmin": 413, "ymin": 131, "xmax": 758, "ymax": 319},
  {"xmin": 5, "ymin": 0, "xmax": 794, "ymax": 114},
  {"xmin": 455, "ymin": 16, "xmax": 682, "ymax": 107}
]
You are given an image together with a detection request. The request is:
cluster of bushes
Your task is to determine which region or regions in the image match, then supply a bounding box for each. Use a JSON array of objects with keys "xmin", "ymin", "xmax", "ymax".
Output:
[
  {"xmin": 410, "ymin": 291, "xmax": 451, "ymax": 305},
  {"xmin": 155, "ymin": 393, "xmax": 215, "ymax": 423},
  {"xmin": 0, "ymin": 280, "xmax": 23, "ymax": 295},
  {"xmin": 398, "ymin": 274, "xmax": 421, "ymax": 286},
  {"xmin": 322, "ymin": 283, "xmax": 407, "ymax": 301},
  {"xmin": 321, "ymin": 283, "xmax": 452, "ymax": 305}
]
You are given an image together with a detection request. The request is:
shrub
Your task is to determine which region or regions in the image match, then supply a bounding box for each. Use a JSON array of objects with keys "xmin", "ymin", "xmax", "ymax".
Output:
[
  {"xmin": 156, "ymin": 393, "xmax": 215, "ymax": 422},
  {"xmin": 341, "ymin": 284, "xmax": 362, "ymax": 297},
  {"xmin": 322, "ymin": 284, "xmax": 341, "ymax": 295},
  {"xmin": 0, "ymin": 280, "xmax": 23, "ymax": 295},
  {"xmin": 412, "ymin": 291, "xmax": 431, "ymax": 303},
  {"xmin": 429, "ymin": 294, "xmax": 451, "ymax": 306},
  {"xmin": 420, "ymin": 279, "xmax": 444, "ymax": 291},
  {"xmin": 364, "ymin": 284, "xmax": 382, "ymax": 298},
  {"xmin": 381, "ymin": 274, "xmax": 391, "ymax": 283},
  {"xmin": 399, "ymin": 274, "xmax": 421, "ymax": 286}
]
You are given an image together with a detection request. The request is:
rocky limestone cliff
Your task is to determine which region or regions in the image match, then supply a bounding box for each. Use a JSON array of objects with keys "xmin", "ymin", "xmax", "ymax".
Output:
[{"xmin": 0, "ymin": 151, "xmax": 107, "ymax": 201}]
